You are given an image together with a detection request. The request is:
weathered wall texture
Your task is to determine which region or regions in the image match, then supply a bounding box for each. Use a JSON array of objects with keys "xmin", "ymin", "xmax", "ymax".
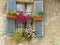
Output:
[
  {"xmin": 0, "ymin": 0, "xmax": 6, "ymax": 45},
  {"xmin": 0, "ymin": 0, "xmax": 60, "ymax": 45}
]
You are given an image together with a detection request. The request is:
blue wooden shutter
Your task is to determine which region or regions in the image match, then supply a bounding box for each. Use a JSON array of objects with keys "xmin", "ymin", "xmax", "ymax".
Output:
[
  {"xmin": 6, "ymin": 19, "xmax": 15, "ymax": 35},
  {"xmin": 34, "ymin": 1, "xmax": 44, "ymax": 37},
  {"xmin": 7, "ymin": 0, "xmax": 16, "ymax": 12},
  {"xmin": 6, "ymin": 0, "xmax": 16, "ymax": 35}
]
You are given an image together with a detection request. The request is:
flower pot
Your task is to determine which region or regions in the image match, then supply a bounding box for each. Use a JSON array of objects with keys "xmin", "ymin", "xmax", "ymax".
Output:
[
  {"xmin": 33, "ymin": 16, "xmax": 43, "ymax": 21},
  {"xmin": 7, "ymin": 15, "xmax": 17, "ymax": 19}
]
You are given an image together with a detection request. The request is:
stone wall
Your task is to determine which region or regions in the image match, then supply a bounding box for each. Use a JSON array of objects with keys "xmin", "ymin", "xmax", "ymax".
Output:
[
  {"xmin": 44, "ymin": 0, "xmax": 60, "ymax": 45},
  {"xmin": 0, "ymin": 0, "xmax": 60, "ymax": 45},
  {"xmin": 0, "ymin": 0, "xmax": 6, "ymax": 45}
]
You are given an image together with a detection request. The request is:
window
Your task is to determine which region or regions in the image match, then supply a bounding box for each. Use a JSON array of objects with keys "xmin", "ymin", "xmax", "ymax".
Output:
[
  {"xmin": 26, "ymin": 4, "xmax": 32, "ymax": 15},
  {"xmin": 15, "ymin": 21, "xmax": 23, "ymax": 30},
  {"xmin": 16, "ymin": 3, "xmax": 33, "ymax": 30},
  {"xmin": 17, "ymin": 3, "xmax": 33, "ymax": 15},
  {"xmin": 6, "ymin": 0, "xmax": 44, "ymax": 37},
  {"xmin": 15, "ymin": 21, "xmax": 33, "ymax": 30}
]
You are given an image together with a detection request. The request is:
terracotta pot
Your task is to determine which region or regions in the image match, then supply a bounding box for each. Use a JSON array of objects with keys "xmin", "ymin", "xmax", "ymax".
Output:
[
  {"xmin": 7, "ymin": 15, "xmax": 17, "ymax": 19},
  {"xmin": 33, "ymin": 16, "xmax": 43, "ymax": 21}
]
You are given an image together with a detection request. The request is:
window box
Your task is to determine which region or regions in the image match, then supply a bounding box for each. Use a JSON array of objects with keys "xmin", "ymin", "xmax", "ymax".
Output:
[
  {"xmin": 33, "ymin": 16, "xmax": 43, "ymax": 21},
  {"xmin": 7, "ymin": 15, "xmax": 17, "ymax": 19}
]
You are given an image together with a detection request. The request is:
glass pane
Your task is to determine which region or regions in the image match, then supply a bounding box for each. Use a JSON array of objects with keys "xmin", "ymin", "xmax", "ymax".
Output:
[
  {"xmin": 15, "ymin": 21, "xmax": 23, "ymax": 30},
  {"xmin": 17, "ymin": 4, "xmax": 25, "ymax": 12},
  {"xmin": 26, "ymin": 4, "xmax": 32, "ymax": 13}
]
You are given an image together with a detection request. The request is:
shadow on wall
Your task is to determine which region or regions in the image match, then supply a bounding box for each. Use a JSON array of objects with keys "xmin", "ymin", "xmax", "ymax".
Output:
[{"xmin": 55, "ymin": 0, "xmax": 60, "ymax": 2}]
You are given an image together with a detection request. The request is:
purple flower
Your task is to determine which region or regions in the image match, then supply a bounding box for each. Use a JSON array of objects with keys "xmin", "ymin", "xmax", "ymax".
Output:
[{"xmin": 26, "ymin": 14, "xmax": 32, "ymax": 19}]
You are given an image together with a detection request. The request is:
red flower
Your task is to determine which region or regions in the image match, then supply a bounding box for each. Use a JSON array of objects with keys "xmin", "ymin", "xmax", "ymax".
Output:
[{"xmin": 16, "ymin": 11, "xmax": 27, "ymax": 22}]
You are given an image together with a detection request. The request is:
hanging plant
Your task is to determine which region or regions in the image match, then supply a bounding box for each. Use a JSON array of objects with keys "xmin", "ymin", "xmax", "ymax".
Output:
[
  {"xmin": 23, "ymin": 31, "xmax": 33, "ymax": 41},
  {"xmin": 23, "ymin": 29, "xmax": 34, "ymax": 41},
  {"xmin": 13, "ymin": 30, "xmax": 23, "ymax": 43},
  {"xmin": 12, "ymin": 29, "xmax": 35, "ymax": 43}
]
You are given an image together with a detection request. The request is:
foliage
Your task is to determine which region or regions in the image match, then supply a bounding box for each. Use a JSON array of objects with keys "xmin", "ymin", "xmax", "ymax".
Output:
[
  {"xmin": 23, "ymin": 28, "xmax": 35, "ymax": 41},
  {"xmin": 17, "ymin": 13, "xmax": 33, "ymax": 22},
  {"xmin": 12, "ymin": 29, "xmax": 34, "ymax": 43},
  {"xmin": 8, "ymin": 12, "xmax": 18, "ymax": 16},
  {"xmin": 13, "ymin": 30, "xmax": 23, "ymax": 43},
  {"xmin": 32, "ymin": 12, "xmax": 43, "ymax": 17},
  {"xmin": 32, "ymin": 13, "xmax": 41, "ymax": 17},
  {"xmin": 23, "ymin": 31, "xmax": 33, "ymax": 41},
  {"xmin": 25, "ymin": 14, "xmax": 32, "ymax": 19},
  {"xmin": 38, "ymin": 12, "xmax": 44, "ymax": 15}
]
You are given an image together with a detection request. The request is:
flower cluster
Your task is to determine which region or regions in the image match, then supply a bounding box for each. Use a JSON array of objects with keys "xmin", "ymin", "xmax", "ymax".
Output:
[
  {"xmin": 13, "ymin": 28, "xmax": 35, "ymax": 43},
  {"xmin": 8, "ymin": 12, "xmax": 18, "ymax": 16},
  {"xmin": 25, "ymin": 14, "xmax": 32, "ymax": 20},
  {"xmin": 16, "ymin": 11, "xmax": 32, "ymax": 22},
  {"xmin": 16, "ymin": 11, "xmax": 27, "ymax": 22},
  {"xmin": 23, "ymin": 27, "xmax": 35, "ymax": 40}
]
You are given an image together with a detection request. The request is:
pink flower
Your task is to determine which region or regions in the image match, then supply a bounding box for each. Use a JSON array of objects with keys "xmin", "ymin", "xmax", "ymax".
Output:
[
  {"xmin": 26, "ymin": 14, "xmax": 32, "ymax": 19},
  {"xmin": 16, "ymin": 11, "xmax": 27, "ymax": 22}
]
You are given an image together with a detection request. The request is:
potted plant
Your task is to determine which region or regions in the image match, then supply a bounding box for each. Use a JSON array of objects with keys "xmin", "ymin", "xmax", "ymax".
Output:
[
  {"xmin": 12, "ymin": 29, "xmax": 35, "ymax": 44},
  {"xmin": 32, "ymin": 12, "xmax": 43, "ymax": 21},
  {"xmin": 13, "ymin": 30, "xmax": 23, "ymax": 44},
  {"xmin": 23, "ymin": 28, "xmax": 34, "ymax": 41},
  {"xmin": 7, "ymin": 12, "xmax": 18, "ymax": 19}
]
